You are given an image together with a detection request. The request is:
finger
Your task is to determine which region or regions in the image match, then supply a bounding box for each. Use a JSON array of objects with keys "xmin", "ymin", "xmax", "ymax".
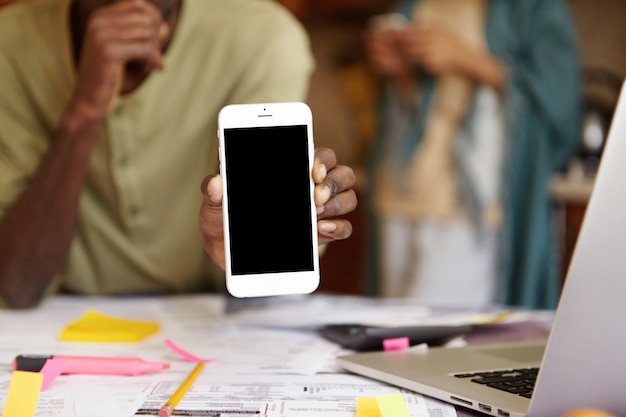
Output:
[
  {"xmin": 90, "ymin": 12, "xmax": 163, "ymax": 34},
  {"xmin": 314, "ymin": 164, "xmax": 355, "ymax": 207},
  {"xmin": 199, "ymin": 174, "xmax": 226, "ymax": 269},
  {"xmin": 312, "ymin": 147, "xmax": 337, "ymax": 184},
  {"xmin": 89, "ymin": 25, "xmax": 166, "ymax": 70},
  {"xmin": 97, "ymin": 0, "xmax": 163, "ymax": 23},
  {"xmin": 159, "ymin": 21, "xmax": 170, "ymax": 45},
  {"xmin": 318, "ymin": 219, "xmax": 353, "ymax": 243},
  {"xmin": 317, "ymin": 189, "xmax": 357, "ymax": 219},
  {"xmin": 200, "ymin": 174, "xmax": 223, "ymax": 205},
  {"xmin": 88, "ymin": 1, "xmax": 166, "ymax": 68},
  {"xmin": 90, "ymin": 3, "xmax": 163, "ymax": 42},
  {"xmin": 106, "ymin": 66, "xmax": 123, "ymax": 112},
  {"xmin": 104, "ymin": 41, "xmax": 164, "ymax": 69}
]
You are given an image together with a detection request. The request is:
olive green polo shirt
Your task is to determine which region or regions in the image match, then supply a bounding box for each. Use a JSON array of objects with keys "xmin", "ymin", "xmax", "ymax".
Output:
[{"xmin": 0, "ymin": 0, "xmax": 314, "ymax": 302}]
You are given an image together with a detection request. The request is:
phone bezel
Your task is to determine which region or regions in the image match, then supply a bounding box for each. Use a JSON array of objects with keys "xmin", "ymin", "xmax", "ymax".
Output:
[{"xmin": 217, "ymin": 102, "xmax": 320, "ymax": 298}]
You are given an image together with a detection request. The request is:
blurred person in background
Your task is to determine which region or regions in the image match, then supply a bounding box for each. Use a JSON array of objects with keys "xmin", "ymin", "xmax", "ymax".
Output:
[{"xmin": 364, "ymin": 0, "xmax": 582, "ymax": 308}]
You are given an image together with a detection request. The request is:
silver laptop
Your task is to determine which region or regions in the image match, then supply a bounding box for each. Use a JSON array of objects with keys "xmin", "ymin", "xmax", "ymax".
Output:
[{"xmin": 337, "ymin": 80, "xmax": 626, "ymax": 417}]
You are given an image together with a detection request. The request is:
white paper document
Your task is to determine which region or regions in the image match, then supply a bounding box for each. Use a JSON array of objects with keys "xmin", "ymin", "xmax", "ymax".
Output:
[
  {"xmin": 131, "ymin": 373, "xmax": 450, "ymax": 417},
  {"xmin": 0, "ymin": 294, "xmax": 457, "ymax": 417}
]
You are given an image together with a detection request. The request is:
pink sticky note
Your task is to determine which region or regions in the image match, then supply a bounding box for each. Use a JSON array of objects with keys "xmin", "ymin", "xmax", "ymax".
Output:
[
  {"xmin": 39, "ymin": 359, "xmax": 69, "ymax": 391},
  {"xmin": 382, "ymin": 337, "xmax": 410, "ymax": 351},
  {"xmin": 164, "ymin": 338, "xmax": 216, "ymax": 363}
]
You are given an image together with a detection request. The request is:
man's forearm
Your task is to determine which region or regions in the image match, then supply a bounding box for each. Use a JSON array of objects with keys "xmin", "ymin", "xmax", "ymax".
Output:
[{"xmin": 0, "ymin": 112, "xmax": 99, "ymax": 308}]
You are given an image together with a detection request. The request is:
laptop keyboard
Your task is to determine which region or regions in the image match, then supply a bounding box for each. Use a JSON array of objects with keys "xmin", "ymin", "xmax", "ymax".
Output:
[{"xmin": 454, "ymin": 368, "xmax": 539, "ymax": 398}]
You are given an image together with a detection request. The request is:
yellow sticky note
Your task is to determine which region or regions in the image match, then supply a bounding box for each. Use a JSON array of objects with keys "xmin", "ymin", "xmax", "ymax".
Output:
[
  {"xmin": 2, "ymin": 371, "xmax": 43, "ymax": 417},
  {"xmin": 59, "ymin": 309, "xmax": 160, "ymax": 343},
  {"xmin": 376, "ymin": 393, "xmax": 410, "ymax": 417},
  {"xmin": 356, "ymin": 397, "xmax": 381, "ymax": 417}
]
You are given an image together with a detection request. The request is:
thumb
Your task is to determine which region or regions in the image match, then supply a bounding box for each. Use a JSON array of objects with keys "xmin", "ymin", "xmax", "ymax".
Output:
[
  {"xmin": 199, "ymin": 174, "xmax": 226, "ymax": 269},
  {"xmin": 106, "ymin": 66, "xmax": 123, "ymax": 113},
  {"xmin": 199, "ymin": 174, "xmax": 223, "ymax": 233}
]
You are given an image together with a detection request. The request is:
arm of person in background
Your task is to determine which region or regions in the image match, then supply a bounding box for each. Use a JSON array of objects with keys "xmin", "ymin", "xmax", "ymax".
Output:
[
  {"xmin": 364, "ymin": 25, "xmax": 406, "ymax": 77},
  {"xmin": 364, "ymin": 20, "xmax": 416, "ymax": 93},
  {"xmin": 395, "ymin": 22, "xmax": 505, "ymax": 93},
  {"xmin": 198, "ymin": 147, "xmax": 357, "ymax": 271},
  {"xmin": 0, "ymin": 0, "xmax": 169, "ymax": 309}
]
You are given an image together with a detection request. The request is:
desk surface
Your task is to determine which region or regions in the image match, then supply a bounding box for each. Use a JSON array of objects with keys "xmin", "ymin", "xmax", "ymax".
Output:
[{"xmin": 0, "ymin": 294, "xmax": 552, "ymax": 417}]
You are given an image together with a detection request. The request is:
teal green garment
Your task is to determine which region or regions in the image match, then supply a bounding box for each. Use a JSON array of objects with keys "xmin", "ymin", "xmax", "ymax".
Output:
[{"xmin": 365, "ymin": 0, "xmax": 582, "ymax": 308}]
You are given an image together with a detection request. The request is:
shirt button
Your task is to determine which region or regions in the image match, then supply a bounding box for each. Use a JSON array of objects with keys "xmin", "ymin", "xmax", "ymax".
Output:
[
  {"xmin": 114, "ymin": 106, "xmax": 123, "ymax": 116},
  {"xmin": 119, "ymin": 156, "xmax": 128, "ymax": 167},
  {"xmin": 129, "ymin": 206, "xmax": 139, "ymax": 216}
]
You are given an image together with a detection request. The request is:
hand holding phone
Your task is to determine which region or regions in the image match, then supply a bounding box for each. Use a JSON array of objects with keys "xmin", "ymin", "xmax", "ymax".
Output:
[{"xmin": 217, "ymin": 102, "xmax": 320, "ymax": 298}]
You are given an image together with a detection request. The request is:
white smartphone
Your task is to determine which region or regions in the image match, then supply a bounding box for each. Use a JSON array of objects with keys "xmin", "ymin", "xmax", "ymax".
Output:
[{"xmin": 217, "ymin": 102, "xmax": 320, "ymax": 298}]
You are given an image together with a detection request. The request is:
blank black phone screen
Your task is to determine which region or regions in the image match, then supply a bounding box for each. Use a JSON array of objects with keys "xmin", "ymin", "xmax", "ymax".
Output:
[{"xmin": 223, "ymin": 125, "xmax": 314, "ymax": 275}]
